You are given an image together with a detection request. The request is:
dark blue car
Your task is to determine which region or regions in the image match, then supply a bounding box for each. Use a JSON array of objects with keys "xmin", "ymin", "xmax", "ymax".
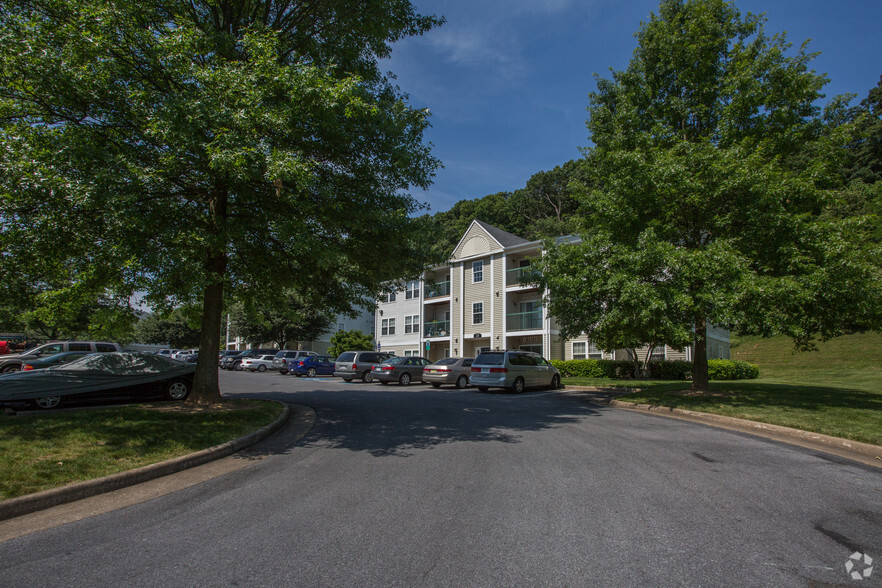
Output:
[{"xmin": 290, "ymin": 355, "xmax": 336, "ymax": 377}]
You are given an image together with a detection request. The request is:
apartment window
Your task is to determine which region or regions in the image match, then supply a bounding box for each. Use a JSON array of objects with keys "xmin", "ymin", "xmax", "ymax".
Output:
[
  {"xmin": 405, "ymin": 280, "xmax": 420, "ymax": 300},
  {"xmin": 472, "ymin": 302, "xmax": 483, "ymax": 325},
  {"xmin": 404, "ymin": 314, "xmax": 420, "ymax": 334},
  {"xmin": 383, "ymin": 289, "xmax": 397, "ymax": 303},
  {"xmin": 381, "ymin": 318, "xmax": 395, "ymax": 336},
  {"xmin": 574, "ymin": 341, "xmax": 603, "ymax": 360},
  {"xmin": 337, "ymin": 323, "xmax": 344, "ymax": 332},
  {"xmin": 472, "ymin": 260, "xmax": 483, "ymax": 283},
  {"xmin": 404, "ymin": 350, "xmax": 419, "ymax": 357}
]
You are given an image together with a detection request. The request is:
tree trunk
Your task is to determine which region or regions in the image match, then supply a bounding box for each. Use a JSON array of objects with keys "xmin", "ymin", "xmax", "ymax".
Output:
[
  {"xmin": 189, "ymin": 267, "xmax": 225, "ymax": 405},
  {"xmin": 188, "ymin": 187, "xmax": 228, "ymax": 405},
  {"xmin": 691, "ymin": 315, "xmax": 709, "ymax": 391}
]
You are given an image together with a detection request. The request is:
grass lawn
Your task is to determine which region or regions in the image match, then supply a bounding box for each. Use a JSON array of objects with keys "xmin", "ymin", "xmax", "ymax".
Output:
[
  {"xmin": 0, "ymin": 399, "xmax": 283, "ymax": 501},
  {"xmin": 566, "ymin": 331, "xmax": 882, "ymax": 447}
]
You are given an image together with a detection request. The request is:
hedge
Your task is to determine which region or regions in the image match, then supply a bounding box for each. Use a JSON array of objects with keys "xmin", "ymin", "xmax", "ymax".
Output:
[
  {"xmin": 550, "ymin": 358, "xmax": 758, "ymax": 381},
  {"xmin": 706, "ymin": 359, "xmax": 760, "ymax": 380}
]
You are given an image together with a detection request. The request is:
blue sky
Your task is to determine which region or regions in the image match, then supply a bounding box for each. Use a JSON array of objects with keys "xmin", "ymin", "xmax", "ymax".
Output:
[{"xmin": 384, "ymin": 0, "xmax": 882, "ymax": 214}]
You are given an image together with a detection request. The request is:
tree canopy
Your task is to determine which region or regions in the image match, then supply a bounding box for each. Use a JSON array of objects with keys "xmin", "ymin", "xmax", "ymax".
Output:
[
  {"xmin": 327, "ymin": 329, "xmax": 374, "ymax": 358},
  {"xmin": 229, "ymin": 292, "xmax": 334, "ymax": 349},
  {"xmin": 0, "ymin": 0, "xmax": 442, "ymax": 402},
  {"xmin": 536, "ymin": 0, "xmax": 882, "ymax": 389}
]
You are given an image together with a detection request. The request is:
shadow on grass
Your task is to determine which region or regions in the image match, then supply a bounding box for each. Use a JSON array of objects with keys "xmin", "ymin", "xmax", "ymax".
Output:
[{"xmin": 629, "ymin": 381, "xmax": 882, "ymax": 412}]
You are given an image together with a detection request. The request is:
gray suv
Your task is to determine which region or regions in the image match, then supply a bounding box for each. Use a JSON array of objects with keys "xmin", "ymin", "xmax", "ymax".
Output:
[
  {"xmin": 0, "ymin": 341, "xmax": 121, "ymax": 373},
  {"xmin": 333, "ymin": 350, "xmax": 393, "ymax": 383},
  {"xmin": 469, "ymin": 350, "xmax": 560, "ymax": 393}
]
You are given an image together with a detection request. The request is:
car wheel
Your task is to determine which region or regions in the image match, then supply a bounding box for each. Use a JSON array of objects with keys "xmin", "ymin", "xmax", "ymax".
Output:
[
  {"xmin": 456, "ymin": 375, "xmax": 468, "ymax": 389},
  {"xmin": 477, "ymin": 386, "xmax": 489, "ymax": 392},
  {"xmin": 431, "ymin": 382, "xmax": 441, "ymax": 388},
  {"xmin": 362, "ymin": 371, "xmax": 373, "ymax": 383},
  {"xmin": 512, "ymin": 377, "xmax": 525, "ymax": 394},
  {"xmin": 343, "ymin": 378, "xmax": 352, "ymax": 383},
  {"xmin": 307, "ymin": 368, "xmax": 317, "ymax": 378},
  {"xmin": 257, "ymin": 365, "xmax": 266, "ymax": 372},
  {"xmin": 549, "ymin": 374, "xmax": 560, "ymax": 390},
  {"xmin": 165, "ymin": 378, "xmax": 190, "ymax": 401},
  {"xmin": 1, "ymin": 364, "xmax": 20, "ymax": 373},
  {"xmin": 399, "ymin": 372, "xmax": 411, "ymax": 386},
  {"xmin": 33, "ymin": 395, "xmax": 63, "ymax": 410}
]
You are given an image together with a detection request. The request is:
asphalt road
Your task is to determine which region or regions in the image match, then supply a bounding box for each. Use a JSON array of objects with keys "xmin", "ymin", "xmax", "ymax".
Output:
[{"xmin": 0, "ymin": 370, "xmax": 880, "ymax": 587}]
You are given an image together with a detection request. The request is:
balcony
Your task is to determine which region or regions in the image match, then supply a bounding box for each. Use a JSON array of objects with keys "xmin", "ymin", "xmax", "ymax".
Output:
[
  {"xmin": 506, "ymin": 266, "xmax": 540, "ymax": 288},
  {"xmin": 425, "ymin": 281, "xmax": 450, "ymax": 299},
  {"xmin": 424, "ymin": 320, "xmax": 450, "ymax": 338},
  {"xmin": 507, "ymin": 310, "xmax": 543, "ymax": 332}
]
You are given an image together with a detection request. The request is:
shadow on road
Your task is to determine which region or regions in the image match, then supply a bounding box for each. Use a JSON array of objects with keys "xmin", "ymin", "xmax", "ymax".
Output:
[{"xmin": 230, "ymin": 385, "xmax": 610, "ymax": 458}]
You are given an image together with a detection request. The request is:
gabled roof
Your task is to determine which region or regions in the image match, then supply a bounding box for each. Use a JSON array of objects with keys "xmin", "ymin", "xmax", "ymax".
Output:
[{"xmin": 473, "ymin": 220, "xmax": 530, "ymax": 248}]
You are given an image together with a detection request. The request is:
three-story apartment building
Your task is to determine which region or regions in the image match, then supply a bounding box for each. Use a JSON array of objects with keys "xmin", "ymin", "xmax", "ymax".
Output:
[{"xmin": 375, "ymin": 220, "xmax": 730, "ymax": 362}]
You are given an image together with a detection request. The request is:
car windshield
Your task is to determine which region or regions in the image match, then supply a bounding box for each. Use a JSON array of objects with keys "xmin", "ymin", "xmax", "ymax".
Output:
[
  {"xmin": 435, "ymin": 358, "xmax": 459, "ymax": 366},
  {"xmin": 474, "ymin": 352, "xmax": 505, "ymax": 365},
  {"xmin": 59, "ymin": 352, "xmax": 177, "ymax": 374},
  {"xmin": 384, "ymin": 356, "xmax": 405, "ymax": 365}
]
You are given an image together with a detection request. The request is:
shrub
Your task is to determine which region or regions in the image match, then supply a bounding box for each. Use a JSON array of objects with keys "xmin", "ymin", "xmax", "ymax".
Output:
[
  {"xmin": 707, "ymin": 359, "xmax": 760, "ymax": 380},
  {"xmin": 646, "ymin": 360, "xmax": 692, "ymax": 380}
]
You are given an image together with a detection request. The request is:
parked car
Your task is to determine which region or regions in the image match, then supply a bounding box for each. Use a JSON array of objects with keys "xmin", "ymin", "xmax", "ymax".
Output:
[
  {"xmin": 21, "ymin": 351, "xmax": 94, "ymax": 371},
  {"xmin": 469, "ymin": 350, "xmax": 561, "ymax": 393},
  {"xmin": 241, "ymin": 354, "xmax": 278, "ymax": 372},
  {"xmin": 333, "ymin": 350, "xmax": 393, "ymax": 383},
  {"xmin": 178, "ymin": 352, "xmax": 199, "ymax": 363},
  {"xmin": 422, "ymin": 357, "xmax": 474, "ymax": 389},
  {"xmin": 273, "ymin": 350, "xmax": 316, "ymax": 371},
  {"xmin": 372, "ymin": 356, "xmax": 432, "ymax": 385},
  {"xmin": 288, "ymin": 354, "xmax": 335, "ymax": 377},
  {"xmin": 218, "ymin": 350, "xmax": 242, "ymax": 367},
  {"xmin": 156, "ymin": 349, "xmax": 180, "ymax": 359},
  {"xmin": 221, "ymin": 348, "xmax": 280, "ymax": 371},
  {"xmin": 0, "ymin": 341, "xmax": 122, "ymax": 373},
  {"xmin": 0, "ymin": 352, "xmax": 194, "ymax": 410},
  {"xmin": 171, "ymin": 349, "xmax": 198, "ymax": 361}
]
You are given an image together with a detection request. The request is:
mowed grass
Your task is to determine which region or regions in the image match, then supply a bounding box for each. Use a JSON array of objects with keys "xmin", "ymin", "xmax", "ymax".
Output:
[
  {"xmin": 610, "ymin": 331, "xmax": 882, "ymax": 446},
  {"xmin": 0, "ymin": 400, "xmax": 283, "ymax": 501}
]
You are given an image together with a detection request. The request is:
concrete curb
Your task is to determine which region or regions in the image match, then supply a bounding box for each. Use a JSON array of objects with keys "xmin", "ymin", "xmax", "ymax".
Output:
[
  {"xmin": 600, "ymin": 396, "xmax": 882, "ymax": 468},
  {"xmin": 0, "ymin": 401, "xmax": 291, "ymax": 522}
]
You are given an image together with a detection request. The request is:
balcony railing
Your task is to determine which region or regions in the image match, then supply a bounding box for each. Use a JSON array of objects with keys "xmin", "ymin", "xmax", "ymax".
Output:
[
  {"xmin": 424, "ymin": 320, "xmax": 450, "ymax": 338},
  {"xmin": 506, "ymin": 266, "xmax": 540, "ymax": 287},
  {"xmin": 507, "ymin": 310, "xmax": 543, "ymax": 331},
  {"xmin": 425, "ymin": 281, "xmax": 451, "ymax": 299}
]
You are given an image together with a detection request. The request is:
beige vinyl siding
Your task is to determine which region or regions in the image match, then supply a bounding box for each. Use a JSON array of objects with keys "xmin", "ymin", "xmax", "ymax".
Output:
[
  {"xmin": 492, "ymin": 254, "xmax": 504, "ymax": 337},
  {"xmin": 454, "ymin": 223, "xmax": 499, "ymax": 259},
  {"xmin": 451, "ymin": 264, "xmax": 462, "ymax": 353},
  {"xmin": 463, "ymin": 258, "xmax": 492, "ymax": 337},
  {"xmin": 549, "ymin": 337, "xmax": 564, "ymax": 360},
  {"xmin": 665, "ymin": 347, "xmax": 689, "ymax": 361}
]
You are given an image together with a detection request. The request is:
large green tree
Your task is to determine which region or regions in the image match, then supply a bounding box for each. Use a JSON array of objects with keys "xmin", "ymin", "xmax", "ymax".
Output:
[
  {"xmin": 229, "ymin": 293, "xmax": 334, "ymax": 349},
  {"xmin": 0, "ymin": 0, "xmax": 441, "ymax": 402},
  {"xmin": 537, "ymin": 0, "xmax": 882, "ymax": 390},
  {"xmin": 327, "ymin": 329, "xmax": 374, "ymax": 358}
]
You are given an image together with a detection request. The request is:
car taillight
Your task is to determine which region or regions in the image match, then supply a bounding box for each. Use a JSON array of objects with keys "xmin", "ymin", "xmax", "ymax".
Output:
[
  {"xmin": 352, "ymin": 364, "xmax": 358, "ymax": 370},
  {"xmin": 490, "ymin": 368, "xmax": 508, "ymax": 373},
  {"xmin": 381, "ymin": 366, "xmax": 394, "ymax": 371},
  {"xmin": 471, "ymin": 367, "xmax": 480, "ymax": 372},
  {"xmin": 22, "ymin": 364, "xmax": 33, "ymax": 371},
  {"xmin": 298, "ymin": 361, "xmax": 305, "ymax": 366}
]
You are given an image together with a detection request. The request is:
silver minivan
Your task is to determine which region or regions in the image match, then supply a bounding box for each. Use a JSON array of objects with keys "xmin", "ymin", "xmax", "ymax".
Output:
[
  {"xmin": 469, "ymin": 350, "xmax": 560, "ymax": 393},
  {"xmin": 333, "ymin": 350, "xmax": 393, "ymax": 383}
]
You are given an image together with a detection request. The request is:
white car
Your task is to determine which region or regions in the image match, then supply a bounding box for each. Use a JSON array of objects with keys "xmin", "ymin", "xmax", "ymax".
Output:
[
  {"xmin": 171, "ymin": 349, "xmax": 198, "ymax": 361},
  {"xmin": 240, "ymin": 354, "xmax": 278, "ymax": 372}
]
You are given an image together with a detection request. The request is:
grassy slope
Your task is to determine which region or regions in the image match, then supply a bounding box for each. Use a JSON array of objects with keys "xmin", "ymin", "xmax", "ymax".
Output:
[
  {"xmin": 731, "ymin": 331, "xmax": 882, "ymax": 392},
  {"xmin": 613, "ymin": 331, "xmax": 882, "ymax": 446}
]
